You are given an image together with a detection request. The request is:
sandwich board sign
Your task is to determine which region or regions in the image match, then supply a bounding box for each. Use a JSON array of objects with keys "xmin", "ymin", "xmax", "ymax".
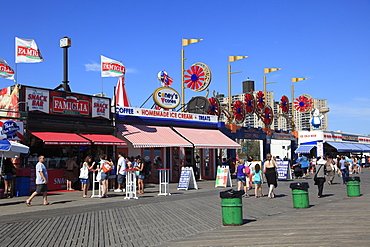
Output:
[
  {"xmin": 215, "ymin": 165, "xmax": 232, "ymax": 187},
  {"xmin": 276, "ymin": 160, "xmax": 291, "ymax": 180},
  {"xmin": 177, "ymin": 167, "xmax": 198, "ymax": 190}
]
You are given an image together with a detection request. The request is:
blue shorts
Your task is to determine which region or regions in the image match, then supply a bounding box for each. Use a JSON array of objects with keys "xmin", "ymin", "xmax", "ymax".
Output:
[
  {"xmin": 237, "ymin": 176, "xmax": 246, "ymax": 183},
  {"xmin": 80, "ymin": 178, "xmax": 90, "ymax": 184},
  {"xmin": 4, "ymin": 173, "xmax": 13, "ymax": 181},
  {"xmin": 138, "ymin": 175, "xmax": 145, "ymax": 180},
  {"xmin": 117, "ymin": 174, "xmax": 125, "ymax": 184},
  {"xmin": 100, "ymin": 172, "xmax": 109, "ymax": 180}
]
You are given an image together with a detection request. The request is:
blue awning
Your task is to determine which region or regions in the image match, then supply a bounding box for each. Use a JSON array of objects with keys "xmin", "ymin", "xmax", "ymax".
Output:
[
  {"xmin": 326, "ymin": 142, "xmax": 370, "ymax": 152},
  {"xmin": 295, "ymin": 145, "xmax": 315, "ymax": 154}
]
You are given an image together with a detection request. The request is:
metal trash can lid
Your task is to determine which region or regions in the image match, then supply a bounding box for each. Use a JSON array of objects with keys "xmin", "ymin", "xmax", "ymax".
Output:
[
  {"xmin": 220, "ymin": 189, "xmax": 244, "ymax": 198},
  {"xmin": 289, "ymin": 182, "xmax": 310, "ymax": 190},
  {"xmin": 345, "ymin": 176, "xmax": 361, "ymax": 182}
]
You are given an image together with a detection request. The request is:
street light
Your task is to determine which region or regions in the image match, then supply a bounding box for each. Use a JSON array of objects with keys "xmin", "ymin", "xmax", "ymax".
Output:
[
  {"xmin": 291, "ymin": 77, "xmax": 307, "ymax": 130},
  {"xmin": 181, "ymin": 38, "xmax": 203, "ymax": 111},
  {"xmin": 263, "ymin": 68, "xmax": 281, "ymax": 104},
  {"xmin": 228, "ymin": 56, "xmax": 248, "ymax": 113}
]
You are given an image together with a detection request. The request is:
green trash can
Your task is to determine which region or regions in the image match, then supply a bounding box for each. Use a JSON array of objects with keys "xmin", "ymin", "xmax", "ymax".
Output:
[
  {"xmin": 220, "ymin": 190, "xmax": 244, "ymax": 226},
  {"xmin": 290, "ymin": 182, "xmax": 310, "ymax": 208},
  {"xmin": 346, "ymin": 177, "xmax": 361, "ymax": 197}
]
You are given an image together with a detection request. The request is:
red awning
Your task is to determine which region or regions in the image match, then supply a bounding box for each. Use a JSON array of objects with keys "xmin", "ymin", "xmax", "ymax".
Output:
[
  {"xmin": 173, "ymin": 127, "xmax": 241, "ymax": 149},
  {"xmin": 79, "ymin": 134, "xmax": 127, "ymax": 146},
  {"xmin": 31, "ymin": 132, "xmax": 91, "ymax": 145},
  {"xmin": 117, "ymin": 124, "xmax": 193, "ymax": 148}
]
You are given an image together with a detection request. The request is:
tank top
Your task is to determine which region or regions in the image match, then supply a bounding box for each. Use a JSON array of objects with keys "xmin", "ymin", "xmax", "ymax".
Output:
[{"xmin": 237, "ymin": 165, "xmax": 245, "ymax": 177}]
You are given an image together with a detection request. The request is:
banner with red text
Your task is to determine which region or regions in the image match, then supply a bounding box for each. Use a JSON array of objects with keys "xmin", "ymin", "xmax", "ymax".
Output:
[
  {"xmin": 15, "ymin": 37, "xmax": 44, "ymax": 63},
  {"xmin": 101, "ymin": 55, "xmax": 125, "ymax": 77},
  {"xmin": 0, "ymin": 59, "xmax": 15, "ymax": 80}
]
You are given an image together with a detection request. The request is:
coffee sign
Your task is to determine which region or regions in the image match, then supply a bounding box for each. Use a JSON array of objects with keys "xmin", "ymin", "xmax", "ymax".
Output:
[{"xmin": 153, "ymin": 87, "xmax": 180, "ymax": 109}]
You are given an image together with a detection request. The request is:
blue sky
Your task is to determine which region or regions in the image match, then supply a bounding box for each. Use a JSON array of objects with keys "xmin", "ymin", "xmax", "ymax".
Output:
[{"xmin": 1, "ymin": 0, "xmax": 370, "ymax": 135}]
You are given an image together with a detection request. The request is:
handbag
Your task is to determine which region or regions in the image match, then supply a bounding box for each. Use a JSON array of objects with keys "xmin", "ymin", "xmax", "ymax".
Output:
[
  {"xmin": 96, "ymin": 171, "xmax": 102, "ymax": 181},
  {"xmin": 102, "ymin": 162, "xmax": 113, "ymax": 173},
  {"xmin": 79, "ymin": 166, "xmax": 89, "ymax": 179}
]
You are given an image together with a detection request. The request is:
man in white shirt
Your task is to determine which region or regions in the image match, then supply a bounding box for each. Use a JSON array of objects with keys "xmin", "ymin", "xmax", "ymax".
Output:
[
  {"xmin": 114, "ymin": 152, "xmax": 126, "ymax": 192},
  {"xmin": 26, "ymin": 155, "xmax": 50, "ymax": 206}
]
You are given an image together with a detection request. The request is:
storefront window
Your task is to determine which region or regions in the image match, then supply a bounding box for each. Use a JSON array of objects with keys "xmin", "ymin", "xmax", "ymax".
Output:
[
  {"xmin": 172, "ymin": 147, "xmax": 180, "ymax": 179},
  {"xmin": 204, "ymin": 148, "xmax": 210, "ymax": 177}
]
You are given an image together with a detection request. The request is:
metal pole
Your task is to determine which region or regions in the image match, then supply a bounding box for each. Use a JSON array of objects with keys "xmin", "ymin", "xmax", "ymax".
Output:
[
  {"xmin": 228, "ymin": 63, "xmax": 231, "ymax": 113},
  {"xmin": 181, "ymin": 48, "xmax": 185, "ymax": 111},
  {"xmin": 291, "ymin": 83, "xmax": 295, "ymax": 131}
]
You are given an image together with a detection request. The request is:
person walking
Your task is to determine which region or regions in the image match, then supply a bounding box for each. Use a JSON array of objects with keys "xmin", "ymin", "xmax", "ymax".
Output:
[
  {"xmin": 339, "ymin": 156, "xmax": 349, "ymax": 185},
  {"xmin": 315, "ymin": 156, "xmax": 326, "ymax": 198},
  {"xmin": 114, "ymin": 152, "xmax": 126, "ymax": 192},
  {"xmin": 2, "ymin": 158, "xmax": 15, "ymax": 198},
  {"xmin": 80, "ymin": 156, "xmax": 93, "ymax": 198},
  {"xmin": 325, "ymin": 156, "xmax": 335, "ymax": 185},
  {"xmin": 252, "ymin": 164, "xmax": 263, "ymax": 198},
  {"xmin": 298, "ymin": 154, "xmax": 310, "ymax": 178},
  {"xmin": 235, "ymin": 160, "xmax": 249, "ymax": 197},
  {"xmin": 263, "ymin": 154, "xmax": 278, "ymax": 198},
  {"xmin": 26, "ymin": 155, "xmax": 50, "ymax": 206}
]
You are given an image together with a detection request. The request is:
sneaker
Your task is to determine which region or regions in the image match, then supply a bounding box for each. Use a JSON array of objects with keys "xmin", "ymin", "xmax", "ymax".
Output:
[
  {"xmin": 114, "ymin": 189, "xmax": 122, "ymax": 192},
  {"xmin": 242, "ymin": 194, "xmax": 250, "ymax": 198}
]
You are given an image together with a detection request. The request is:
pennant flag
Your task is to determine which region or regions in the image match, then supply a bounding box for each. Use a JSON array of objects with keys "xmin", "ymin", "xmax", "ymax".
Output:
[
  {"xmin": 115, "ymin": 76, "xmax": 130, "ymax": 107},
  {"xmin": 182, "ymin": 39, "xmax": 203, "ymax": 46},
  {"xmin": 264, "ymin": 68, "xmax": 281, "ymax": 74},
  {"xmin": 229, "ymin": 56, "xmax": 248, "ymax": 62},
  {"xmin": 101, "ymin": 55, "xmax": 125, "ymax": 77},
  {"xmin": 15, "ymin": 37, "xmax": 44, "ymax": 63},
  {"xmin": 0, "ymin": 59, "xmax": 15, "ymax": 80},
  {"xmin": 292, "ymin": 78, "xmax": 307, "ymax": 83}
]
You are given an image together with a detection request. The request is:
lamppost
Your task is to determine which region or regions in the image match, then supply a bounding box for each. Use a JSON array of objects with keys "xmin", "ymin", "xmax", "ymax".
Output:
[
  {"xmin": 291, "ymin": 77, "xmax": 307, "ymax": 130},
  {"xmin": 263, "ymin": 68, "xmax": 281, "ymax": 105},
  {"xmin": 181, "ymin": 38, "xmax": 203, "ymax": 111},
  {"xmin": 228, "ymin": 56, "xmax": 248, "ymax": 114},
  {"xmin": 55, "ymin": 36, "xmax": 72, "ymax": 92}
]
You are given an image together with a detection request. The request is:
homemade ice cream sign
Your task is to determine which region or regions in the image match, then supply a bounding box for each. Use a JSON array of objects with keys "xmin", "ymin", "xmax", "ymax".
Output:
[{"xmin": 153, "ymin": 87, "xmax": 180, "ymax": 109}]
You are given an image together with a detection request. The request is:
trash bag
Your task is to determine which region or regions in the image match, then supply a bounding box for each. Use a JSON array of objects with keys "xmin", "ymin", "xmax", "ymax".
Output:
[
  {"xmin": 289, "ymin": 182, "xmax": 309, "ymax": 191},
  {"xmin": 219, "ymin": 189, "xmax": 244, "ymax": 198}
]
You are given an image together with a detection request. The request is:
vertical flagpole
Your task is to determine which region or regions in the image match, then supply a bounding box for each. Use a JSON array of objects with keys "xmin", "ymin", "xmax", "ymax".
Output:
[
  {"xmin": 181, "ymin": 47, "xmax": 185, "ymax": 112},
  {"xmin": 15, "ymin": 63, "xmax": 18, "ymax": 84},
  {"xmin": 101, "ymin": 77, "xmax": 104, "ymax": 95},
  {"xmin": 228, "ymin": 63, "xmax": 231, "ymax": 114}
]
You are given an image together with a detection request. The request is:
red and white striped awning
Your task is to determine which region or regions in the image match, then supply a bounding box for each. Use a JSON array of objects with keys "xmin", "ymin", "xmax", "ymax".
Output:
[
  {"xmin": 173, "ymin": 127, "xmax": 241, "ymax": 149},
  {"xmin": 117, "ymin": 124, "xmax": 193, "ymax": 148}
]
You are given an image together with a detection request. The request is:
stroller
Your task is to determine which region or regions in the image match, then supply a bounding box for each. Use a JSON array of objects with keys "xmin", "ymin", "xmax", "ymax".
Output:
[{"xmin": 293, "ymin": 165, "xmax": 303, "ymax": 179}]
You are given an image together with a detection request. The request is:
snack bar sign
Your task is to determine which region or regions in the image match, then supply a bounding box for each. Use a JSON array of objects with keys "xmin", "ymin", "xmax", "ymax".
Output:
[
  {"xmin": 92, "ymin": 97, "xmax": 110, "ymax": 119},
  {"xmin": 25, "ymin": 87, "xmax": 50, "ymax": 114}
]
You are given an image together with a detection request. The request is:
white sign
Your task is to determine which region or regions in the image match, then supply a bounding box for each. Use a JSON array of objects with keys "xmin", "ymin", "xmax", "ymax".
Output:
[
  {"xmin": 116, "ymin": 106, "xmax": 218, "ymax": 123},
  {"xmin": 215, "ymin": 166, "xmax": 232, "ymax": 187},
  {"xmin": 92, "ymin": 97, "xmax": 110, "ymax": 119},
  {"xmin": 153, "ymin": 87, "xmax": 180, "ymax": 109},
  {"xmin": 25, "ymin": 87, "xmax": 50, "ymax": 113},
  {"xmin": 177, "ymin": 167, "xmax": 198, "ymax": 190}
]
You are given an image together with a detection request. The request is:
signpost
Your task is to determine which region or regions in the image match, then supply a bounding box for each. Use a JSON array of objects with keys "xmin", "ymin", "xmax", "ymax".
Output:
[
  {"xmin": 177, "ymin": 167, "xmax": 198, "ymax": 190},
  {"xmin": 215, "ymin": 166, "xmax": 232, "ymax": 187}
]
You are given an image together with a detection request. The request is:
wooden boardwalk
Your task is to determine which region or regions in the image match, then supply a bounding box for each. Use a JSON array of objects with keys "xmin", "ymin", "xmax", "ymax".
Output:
[{"xmin": 0, "ymin": 170, "xmax": 369, "ymax": 246}]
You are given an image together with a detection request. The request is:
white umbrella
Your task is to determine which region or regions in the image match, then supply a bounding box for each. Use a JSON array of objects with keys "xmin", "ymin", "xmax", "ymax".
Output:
[{"xmin": 0, "ymin": 140, "xmax": 29, "ymax": 182}]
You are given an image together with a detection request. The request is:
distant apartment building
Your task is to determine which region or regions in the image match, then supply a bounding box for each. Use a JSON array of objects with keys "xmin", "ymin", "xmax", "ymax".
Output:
[{"xmin": 217, "ymin": 80, "xmax": 328, "ymax": 131}]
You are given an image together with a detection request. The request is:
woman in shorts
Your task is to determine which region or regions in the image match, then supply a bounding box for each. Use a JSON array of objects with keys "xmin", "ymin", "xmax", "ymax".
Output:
[
  {"xmin": 80, "ymin": 156, "xmax": 93, "ymax": 198},
  {"xmin": 135, "ymin": 158, "xmax": 145, "ymax": 194}
]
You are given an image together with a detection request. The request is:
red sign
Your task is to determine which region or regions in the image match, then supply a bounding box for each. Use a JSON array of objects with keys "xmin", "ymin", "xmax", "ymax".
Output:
[
  {"xmin": 52, "ymin": 96, "xmax": 89, "ymax": 115},
  {"xmin": 17, "ymin": 46, "xmax": 41, "ymax": 58}
]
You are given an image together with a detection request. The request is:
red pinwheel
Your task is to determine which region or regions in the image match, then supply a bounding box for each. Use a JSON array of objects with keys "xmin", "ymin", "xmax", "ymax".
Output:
[
  {"xmin": 207, "ymin": 97, "xmax": 221, "ymax": 117},
  {"xmin": 256, "ymin": 91, "xmax": 265, "ymax": 113},
  {"xmin": 184, "ymin": 65, "xmax": 205, "ymax": 90},
  {"xmin": 232, "ymin": 100, "xmax": 246, "ymax": 124},
  {"xmin": 294, "ymin": 94, "xmax": 313, "ymax": 113},
  {"xmin": 262, "ymin": 105, "xmax": 274, "ymax": 126},
  {"xmin": 279, "ymin": 95, "xmax": 289, "ymax": 114},
  {"xmin": 244, "ymin": 93, "xmax": 255, "ymax": 114}
]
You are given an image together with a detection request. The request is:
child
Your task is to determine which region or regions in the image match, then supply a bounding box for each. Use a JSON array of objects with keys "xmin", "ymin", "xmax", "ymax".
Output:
[{"xmin": 252, "ymin": 164, "xmax": 263, "ymax": 198}]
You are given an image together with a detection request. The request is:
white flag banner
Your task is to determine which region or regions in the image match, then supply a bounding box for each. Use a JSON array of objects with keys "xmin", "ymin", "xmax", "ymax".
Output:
[
  {"xmin": 15, "ymin": 37, "xmax": 44, "ymax": 63},
  {"xmin": 0, "ymin": 59, "xmax": 15, "ymax": 80},
  {"xmin": 101, "ymin": 55, "xmax": 125, "ymax": 77}
]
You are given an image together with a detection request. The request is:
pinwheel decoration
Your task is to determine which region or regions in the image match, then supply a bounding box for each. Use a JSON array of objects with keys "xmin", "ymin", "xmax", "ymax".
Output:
[
  {"xmin": 262, "ymin": 105, "xmax": 274, "ymax": 126},
  {"xmin": 232, "ymin": 100, "xmax": 246, "ymax": 124},
  {"xmin": 294, "ymin": 94, "xmax": 313, "ymax": 113},
  {"xmin": 207, "ymin": 97, "xmax": 221, "ymax": 118},
  {"xmin": 255, "ymin": 91, "xmax": 265, "ymax": 113},
  {"xmin": 157, "ymin": 70, "xmax": 173, "ymax": 87},
  {"xmin": 244, "ymin": 92, "xmax": 256, "ymax": 114},
  {"xmin": 184, "ymin": 62, "xmax": 212, "ymax": 92},
  {"xmin": 279, "ymin": 95, "xmax": 289, "ymax": 114}
]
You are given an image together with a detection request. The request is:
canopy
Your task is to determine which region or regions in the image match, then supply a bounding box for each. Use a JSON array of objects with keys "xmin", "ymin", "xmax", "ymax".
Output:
[
  {"xmin": 79, "ymin": 134, "xmax": 127, "ymax": 146},
  {"xmin": 173, "ymin": 127, "xmax": 241, "ymax": 149},
  {"xmin": 294, "ymin": 145, "xmax": 315, "ymax": 154},
  {"xmin": 31, "ymin": 132, "xmax": 91, "ymax": 145},
  {"xmin": 326, "ymin": 141, "xmax": 370, "ymax": 152},
  {"xmin": 117, "ymin": 124, "xmax": 193, "ymax": 148}
]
